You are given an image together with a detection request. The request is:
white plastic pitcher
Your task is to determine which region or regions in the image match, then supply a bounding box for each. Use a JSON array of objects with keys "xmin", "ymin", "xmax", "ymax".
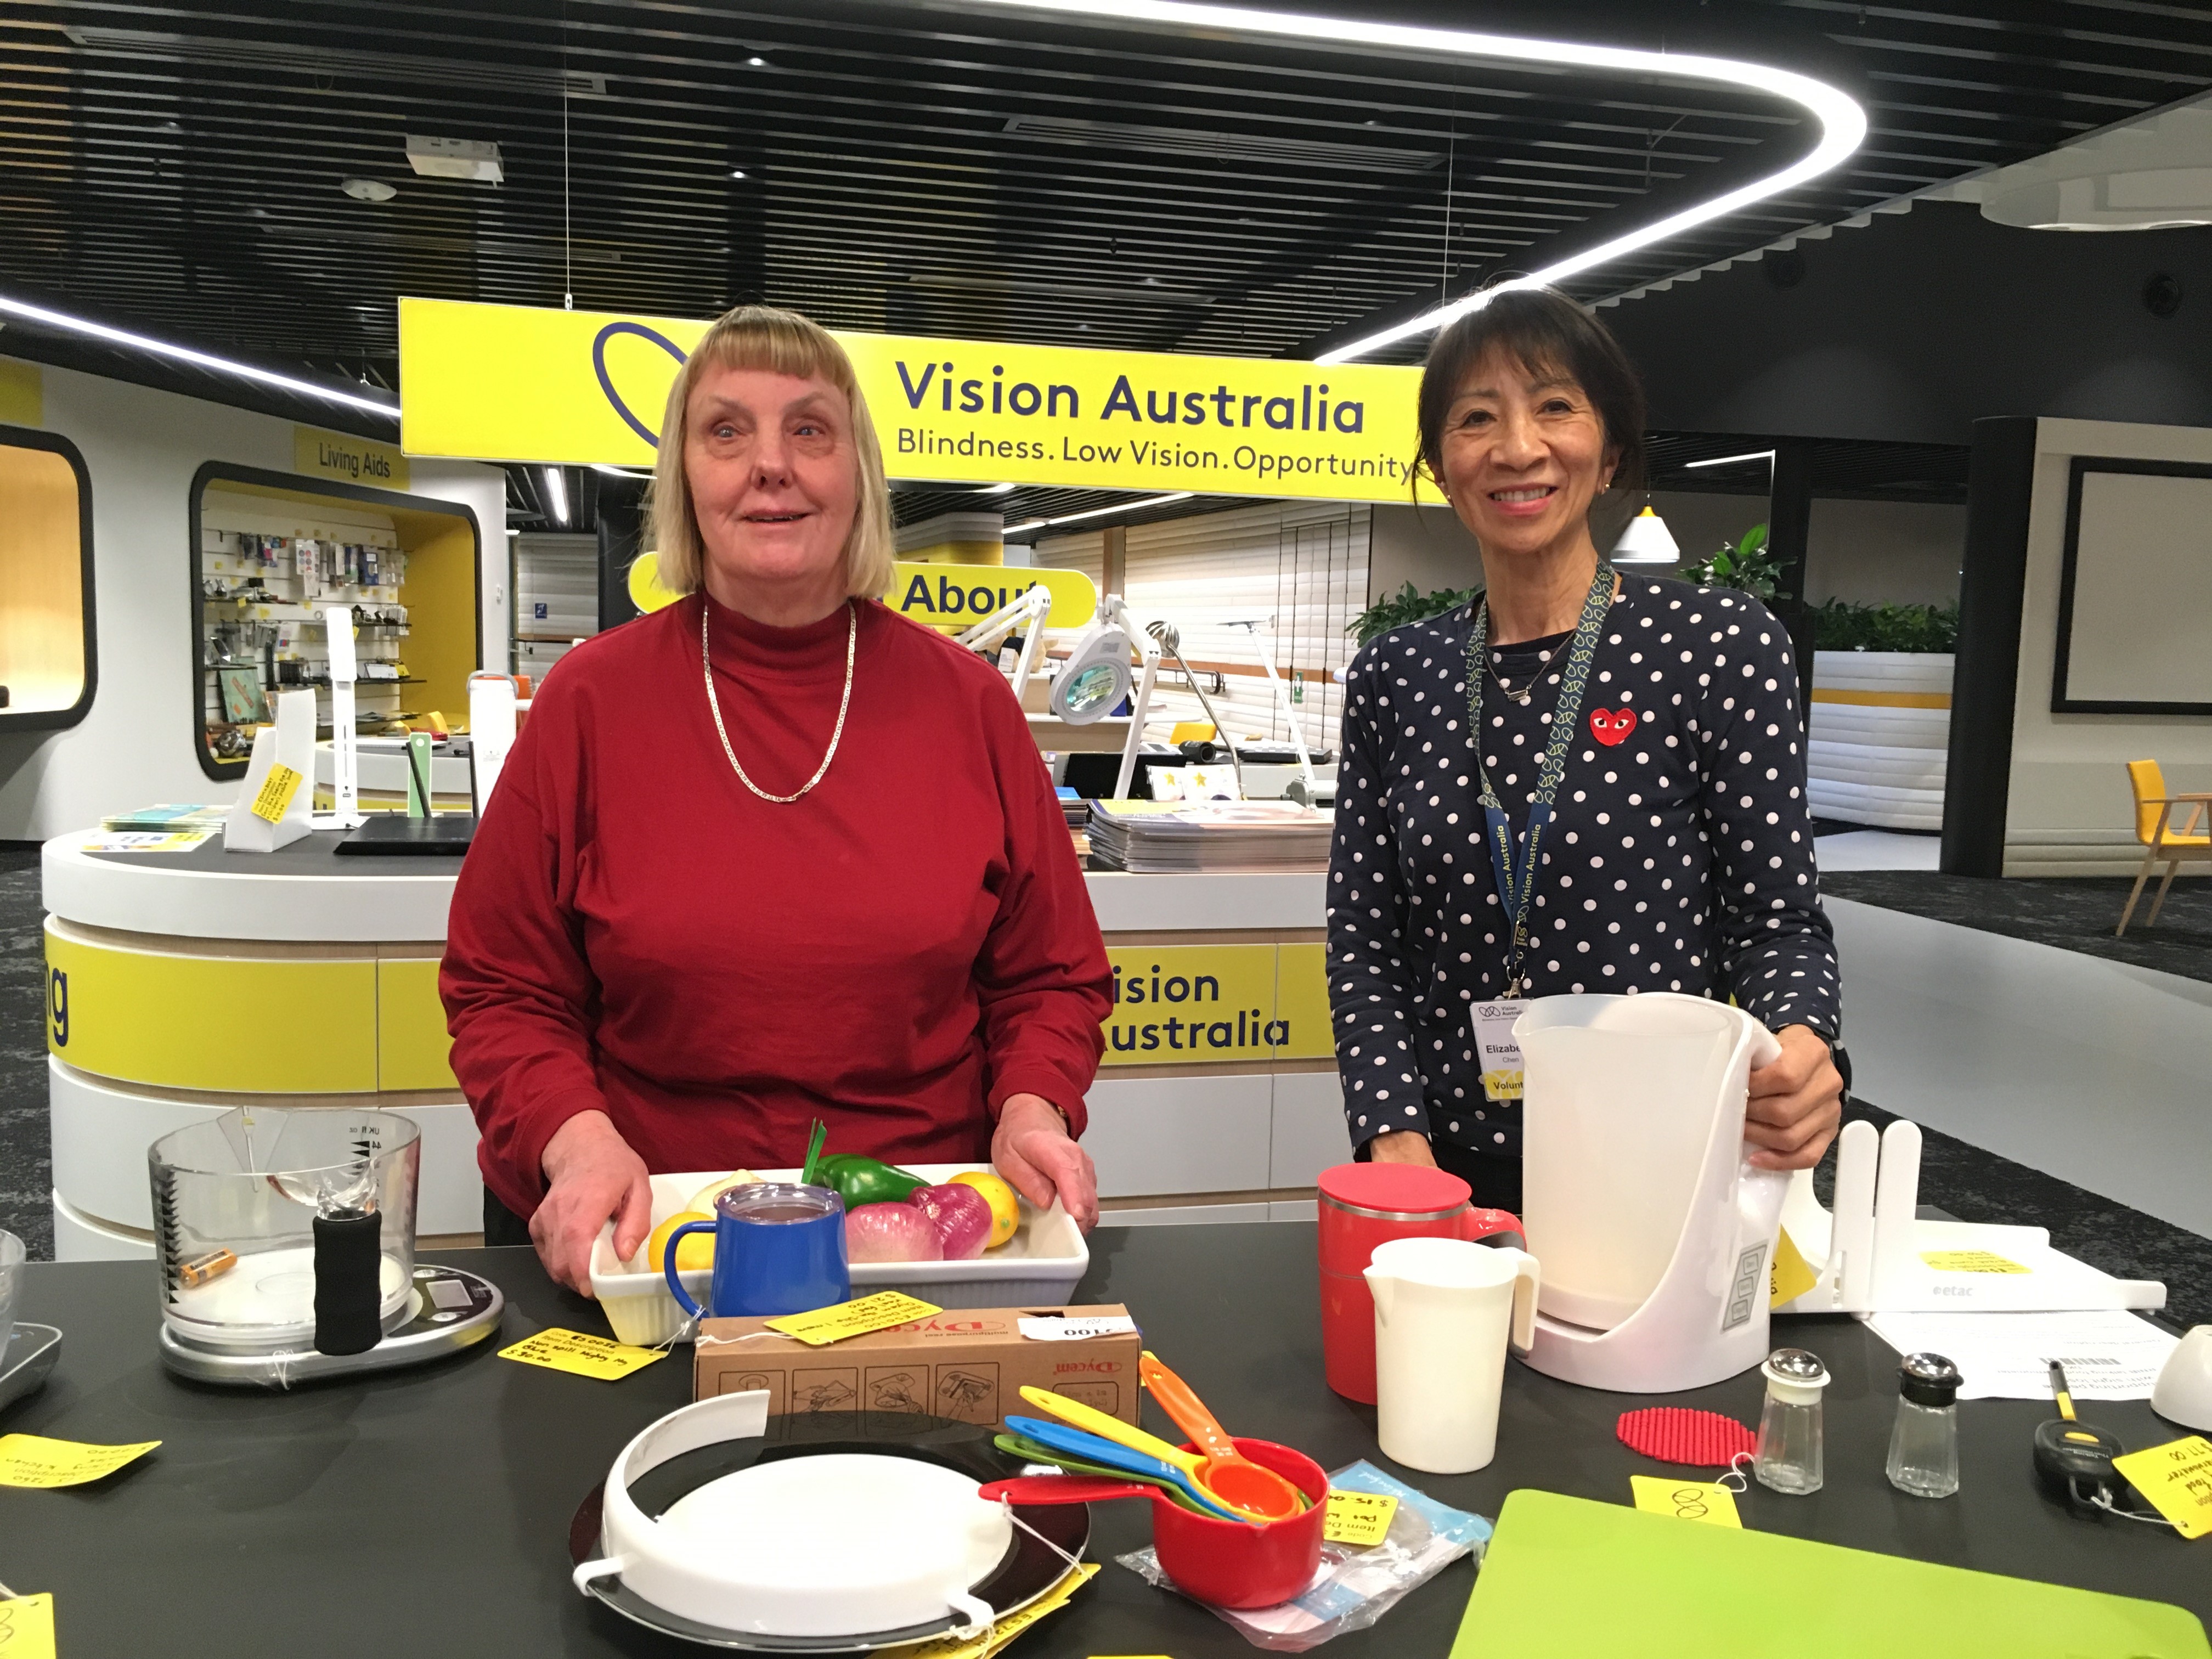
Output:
[
  {"xmin": 1365, "ymin": 1237, "xmax": 1539, "ymax": 1475},
  {"xmin": 1520, "ymin": 994, "xmax": 1775, "ymax": 1329}
]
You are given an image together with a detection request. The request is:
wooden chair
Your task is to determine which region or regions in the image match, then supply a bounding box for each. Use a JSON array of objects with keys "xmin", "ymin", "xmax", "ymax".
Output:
[{"xmin": 2118, "ymin": 759, "xmax": 2212, "ymax": 935}]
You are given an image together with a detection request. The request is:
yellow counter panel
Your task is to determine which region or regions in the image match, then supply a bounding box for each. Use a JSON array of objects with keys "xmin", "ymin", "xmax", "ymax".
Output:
[{"xmin": 377, "ymin": 955, "xmax": 459, "ymax": 1091}]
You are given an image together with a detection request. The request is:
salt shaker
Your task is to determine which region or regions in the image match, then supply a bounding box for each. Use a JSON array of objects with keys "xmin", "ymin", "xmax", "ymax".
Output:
[
  {"xmin": 1886, "ymin": 1351, "xmax": 1962, "ymax": 1498},
  {"xmin": 1754, "ymin": 1347, "xmax": 1830, "ymax": 1495}
]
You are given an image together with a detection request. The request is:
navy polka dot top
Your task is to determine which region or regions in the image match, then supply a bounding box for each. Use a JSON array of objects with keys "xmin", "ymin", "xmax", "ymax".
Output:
[{"xmin": 1327, "ymin": 575, "xmax": 1841, "ymax": 1162}]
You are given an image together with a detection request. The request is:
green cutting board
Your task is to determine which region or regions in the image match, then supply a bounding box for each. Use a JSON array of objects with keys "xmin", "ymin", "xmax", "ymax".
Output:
[{"xmin": 1453, "ymin": 1490, "xmax": 2209, "ymax": 1658}]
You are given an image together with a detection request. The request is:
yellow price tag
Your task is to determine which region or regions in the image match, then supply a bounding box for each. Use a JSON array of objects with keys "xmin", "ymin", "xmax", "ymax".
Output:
[
  {"xmin": 1921, "ymin": 1250, "xmax": 2029, "ymax": 1274},
  {"xmin": 1770, "ymin": 1227, "xmax": 1819, "ymax": 1308},
  {"xmin": 250, "ymin": 763, "xmax": 303, "ymax": 823},
  {"xmin": 497, "ymin": 1327, "xmax": 668, "ymax": 1381},
  {"xmin": 765, "ymin": 1291, "xmax": 941, "ymax": 1347},
  {"xmin": 0, "ymin": 1593, "xmax": 55, "ymax": 1659},
  {"xmin": 0, "ymin": 1433, "xmax": 161, "ymax": 1489},
  {"xmin": 2111, "ymin": 1435, "xmax": 2212, "ymax": 1541},
  {"xmin": 1322, "ymin": 1488, "xmax": 1400, "ymax": 1547},
  {"xmin": 894, "ymin": 1565, "xmax": 1098, "ymax": 1659},
  {"xmin": 1630, "ymin": 1476, "xmax": 1743, "ymax": 1528}
]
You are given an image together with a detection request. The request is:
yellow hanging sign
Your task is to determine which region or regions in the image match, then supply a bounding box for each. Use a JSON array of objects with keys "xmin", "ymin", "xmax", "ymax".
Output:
[
  {"xmin": 626, "ymin": 553, "xmax": 1099, "ymax": 633},
  {"xmin": 398, "ymin": 298, "xmax": 1432, "ymax": 505}
]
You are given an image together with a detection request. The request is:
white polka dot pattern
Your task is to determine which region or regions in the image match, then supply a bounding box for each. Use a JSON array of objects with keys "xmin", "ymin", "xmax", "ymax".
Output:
[{"xmin": 1324, "ymin": 577, "xmax": 1841, "ymax": 1162}]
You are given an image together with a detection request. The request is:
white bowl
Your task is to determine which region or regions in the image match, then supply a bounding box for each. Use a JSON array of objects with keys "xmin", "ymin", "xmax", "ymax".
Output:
[{"xmin": 589, "ymin": 1165, "xmax": 1090, "ymax": 1346}]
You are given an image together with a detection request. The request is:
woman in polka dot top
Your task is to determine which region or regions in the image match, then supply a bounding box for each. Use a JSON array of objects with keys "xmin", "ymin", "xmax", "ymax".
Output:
[{"xmin": 1329, "ymin": 287, "xmax": 1844, "ymax": 1213}]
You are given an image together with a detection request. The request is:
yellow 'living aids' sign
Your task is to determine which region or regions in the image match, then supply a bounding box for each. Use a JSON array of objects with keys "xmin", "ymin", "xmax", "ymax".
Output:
[{"xmin": 398, "ymin": 298, "xmax": 1430, "ymax": 505}]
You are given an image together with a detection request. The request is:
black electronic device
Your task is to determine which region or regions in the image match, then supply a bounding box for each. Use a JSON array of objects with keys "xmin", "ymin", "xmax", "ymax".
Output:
[
  {"xmin": 336, "ymin": 814, "xmax": 477, "ymax": 855},
  {"xmin": 2033, "ymin": 1415, "xmax": 2130, "ymax": 1515}
]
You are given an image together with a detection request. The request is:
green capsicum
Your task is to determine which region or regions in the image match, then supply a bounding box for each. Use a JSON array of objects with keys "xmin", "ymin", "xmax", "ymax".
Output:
[{"xmin": 802, "ymin": 1120, "xmax": 929, "ymax": 1210}]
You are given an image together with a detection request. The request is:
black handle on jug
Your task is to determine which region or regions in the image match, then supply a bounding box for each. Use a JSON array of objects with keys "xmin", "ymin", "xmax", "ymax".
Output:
[{"xmin": 313, "ymin": 1209, "xmax": 385, "ymax": 1355}]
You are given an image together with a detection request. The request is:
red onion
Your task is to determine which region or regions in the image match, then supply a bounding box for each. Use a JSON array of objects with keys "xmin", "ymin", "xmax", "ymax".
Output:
[
  {"xmin": 909, "ymin": 1183, "xmax": 992, "ymax": 1261},
  {"xmin": 844, "ymin": 1201, "xmax": 942, "ymax": 1263}
]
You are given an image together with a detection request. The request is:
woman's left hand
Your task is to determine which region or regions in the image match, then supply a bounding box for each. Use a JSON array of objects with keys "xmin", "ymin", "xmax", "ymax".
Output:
[
  {"xmin": 992, "ymin": 1093, "xmax": 1099, "ymax": 1232},
  {"xmin": 1745, "ymin": 1025, "xmax": 1844, "ymax": 1170}
]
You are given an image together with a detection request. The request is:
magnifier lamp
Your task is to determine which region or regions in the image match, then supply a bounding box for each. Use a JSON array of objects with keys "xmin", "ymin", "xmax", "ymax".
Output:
[
  {"xmin": 1146, "ymin": 618, "xmax": 1246, "ymax": 802},
  {"xmin": 953, "ymin": 583, "xmax": 1054, "ymax": 709},
  {"xmin": 1043, "ymin": 596, "xmax": 1162, "ymax": 800},
  {"xmin": 1220, "ymin": 616, "xmax": 1323, "ymax": 803}
]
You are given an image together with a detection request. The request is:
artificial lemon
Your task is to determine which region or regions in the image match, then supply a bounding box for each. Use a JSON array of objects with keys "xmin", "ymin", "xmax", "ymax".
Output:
[
  {"xmin": 949, "ymin": 1170, "xmax": 1020, "ymax": 1249},
  {"xmin": 646, "ymin": 1211, "xmax": 715, "ymax": 1274},
  {"xmin": 687, "ymin": 1171, "xmax": 761, "ymax": 1214}
]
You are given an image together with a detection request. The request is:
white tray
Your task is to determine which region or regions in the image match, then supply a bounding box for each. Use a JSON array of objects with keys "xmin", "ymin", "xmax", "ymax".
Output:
[{"xmin": 589, "ymin": 1165, "xmax": 1090, "ymax": 1347}]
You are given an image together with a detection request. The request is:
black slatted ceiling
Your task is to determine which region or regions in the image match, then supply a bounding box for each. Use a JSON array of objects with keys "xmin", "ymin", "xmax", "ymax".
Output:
[{"xmin": 1, "ymin": 0, "xmax": 2203, "ymax": 518}]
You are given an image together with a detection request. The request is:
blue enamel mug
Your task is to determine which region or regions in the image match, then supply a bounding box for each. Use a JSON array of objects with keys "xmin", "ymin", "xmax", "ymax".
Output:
[{"xmin": 663, "ymin": 1182, "xmax": 850, "ymax": 1319}]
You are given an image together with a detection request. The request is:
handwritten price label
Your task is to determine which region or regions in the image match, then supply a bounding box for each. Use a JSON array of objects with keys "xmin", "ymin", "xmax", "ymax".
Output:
[
  {"xmin": 766, "ymin": 1292, "xmax": 941, "ymax": 1347},
  {"xmin": 1630, "ymin": 1476, "xmax": 1743, "ymax": 1528},
  {"xmin": 1323, "ymin": 1488, "xmax": 1399, "ymax": 1547},
  {"xmin": 1920, "ymin": 1250, "xmax": 2028, "ymax": 1274},
  {"xmin": 2111, "ymin": 1435, "xmax": 2212, "ymax": 1541},
  {"xmin": 0, "ymin": 1434, "xmax": 161, "ymax": 1489},
  {"xmin": 497, "ymin": 1327, "xmax": 667, "ymax": 1381},
  {"xmin": 250, "ymin": 763, "xmax": 304, "ymax": 823},
  {"xmin": 0, "ymin": 1594, "xmax": 55, "ymax": 1659}
]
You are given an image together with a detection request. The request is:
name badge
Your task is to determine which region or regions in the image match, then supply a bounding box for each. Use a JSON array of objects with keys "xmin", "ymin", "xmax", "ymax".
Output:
[{"xmin": 1471, "ymin": 998, "xmax": 1526, "ymax": 1102}]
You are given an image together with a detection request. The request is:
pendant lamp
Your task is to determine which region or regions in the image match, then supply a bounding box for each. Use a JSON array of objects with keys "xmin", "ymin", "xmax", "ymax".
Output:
[{"xmin": 1611, "ymin": 505, "xmax": 1680, "ymax": 565}]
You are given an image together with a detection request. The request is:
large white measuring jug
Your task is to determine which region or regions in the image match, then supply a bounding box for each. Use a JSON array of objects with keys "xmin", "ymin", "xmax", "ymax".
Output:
[{"xmin": 1515, "ymin": 993, "xmax": 1788, "ymax": 1393}]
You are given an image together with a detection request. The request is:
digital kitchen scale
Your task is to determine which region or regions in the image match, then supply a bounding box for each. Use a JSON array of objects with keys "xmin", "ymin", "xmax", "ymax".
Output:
[{"xmin": 158, "ymin": 1261, "xmax": 504, "ymax": 1387}]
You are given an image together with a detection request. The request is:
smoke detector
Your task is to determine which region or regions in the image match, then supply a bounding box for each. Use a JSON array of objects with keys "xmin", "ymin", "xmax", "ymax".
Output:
[
  {"xmin": 341, "ymin": 178, "xmax": 396, "ymax": 202},
  {"xmin": 405, "ymin": 135, "xmax": 504, "ymax": 183}
]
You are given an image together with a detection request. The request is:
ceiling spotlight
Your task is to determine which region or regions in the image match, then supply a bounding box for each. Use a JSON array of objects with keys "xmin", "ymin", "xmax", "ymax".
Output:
[
  {"xmin": 730, "ymin": 168, "xmax": 748, "ymax": 179},
  {"xmin": 747, "ymin": 54, "xmax": 768, "ymax": 67},
  {"xmin": 341, "ymin": 178, "xmax": 397, "ymax": 203}
]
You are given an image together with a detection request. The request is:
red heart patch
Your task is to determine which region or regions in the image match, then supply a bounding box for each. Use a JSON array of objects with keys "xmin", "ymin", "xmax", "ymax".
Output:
[{"xmin": 1590, "ymin": 707, "xmax": 1637, "ymax": 746}]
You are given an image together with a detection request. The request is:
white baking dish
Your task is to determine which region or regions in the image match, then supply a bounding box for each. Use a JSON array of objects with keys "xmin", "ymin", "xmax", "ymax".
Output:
[{"xmin": 589, "ymin": 1165, "xmax": 1090, "ymax": 1347}]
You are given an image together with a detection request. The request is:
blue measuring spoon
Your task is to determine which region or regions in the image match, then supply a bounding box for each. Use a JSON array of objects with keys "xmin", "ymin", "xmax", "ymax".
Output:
[{"xmin": 1002, "ymin": 1415, "xmax": 1251, "ymax": 1523}]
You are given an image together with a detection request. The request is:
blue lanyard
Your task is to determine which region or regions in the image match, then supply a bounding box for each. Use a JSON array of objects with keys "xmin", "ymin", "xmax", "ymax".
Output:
[{"xmin": 1464, "ymin": 561, "xmax": 1616, "ymax": 995}]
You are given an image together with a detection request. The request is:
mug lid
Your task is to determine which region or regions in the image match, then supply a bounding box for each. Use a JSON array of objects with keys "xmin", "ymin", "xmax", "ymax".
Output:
[{"xmin": 1318, "ymin": 1163, "xmax": 1471, "ymax": 1220}]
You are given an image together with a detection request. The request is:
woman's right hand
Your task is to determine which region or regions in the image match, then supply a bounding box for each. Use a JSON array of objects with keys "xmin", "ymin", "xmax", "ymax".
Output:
[
  {"xmin": 1367, "ymin": 1129, "xmax": 1438, "ymax": 1167},
  {"xmin": 533, "ymin": 1110, "xmax": 653, "ymax": 1295}
]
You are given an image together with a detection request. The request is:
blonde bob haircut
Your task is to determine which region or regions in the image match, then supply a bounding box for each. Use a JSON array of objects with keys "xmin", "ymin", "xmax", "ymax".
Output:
[{"xmin": 646, "ymin": 303, "xmax": 896, "ymax": 602}]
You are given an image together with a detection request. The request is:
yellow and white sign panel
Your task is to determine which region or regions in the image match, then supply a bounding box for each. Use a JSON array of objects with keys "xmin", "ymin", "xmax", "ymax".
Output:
[
  {"xmin": 1101, "ymin": 944, "xmax": 1331, "ymax": 1066},
  {"xmin": 398, "ymin": 298, "xmax": 1432, "ymax": 505}
]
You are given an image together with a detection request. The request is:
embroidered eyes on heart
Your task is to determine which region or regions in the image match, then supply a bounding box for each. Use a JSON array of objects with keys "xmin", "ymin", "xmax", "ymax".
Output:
[{"xmin": 1589, "ymin": 708, "xmax": 1638, "ymax": 746}]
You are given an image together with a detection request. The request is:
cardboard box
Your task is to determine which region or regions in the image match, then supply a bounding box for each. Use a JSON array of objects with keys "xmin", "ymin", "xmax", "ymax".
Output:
[{"xmin": 693, "ymin": 1304, "xmax": 1141, "ymax": 1433}]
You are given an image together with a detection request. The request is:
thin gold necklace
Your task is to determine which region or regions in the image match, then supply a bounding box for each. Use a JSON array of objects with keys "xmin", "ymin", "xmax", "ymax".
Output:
[{"xmin": 701, "ymin": 597, "xmax": 856, "ymax": 804}]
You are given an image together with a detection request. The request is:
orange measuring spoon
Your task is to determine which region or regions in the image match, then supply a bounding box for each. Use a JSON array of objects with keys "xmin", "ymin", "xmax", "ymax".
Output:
[{"xmin": 1138, "ymin": 1350, "xmax": 1306, "ymax": 1521}]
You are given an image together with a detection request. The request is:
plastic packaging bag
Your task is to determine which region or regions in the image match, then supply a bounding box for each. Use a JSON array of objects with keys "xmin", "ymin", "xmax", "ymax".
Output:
[{"xmin": 1115, "ymin": 1460, "xmax": 1491, "ymax": 1650}]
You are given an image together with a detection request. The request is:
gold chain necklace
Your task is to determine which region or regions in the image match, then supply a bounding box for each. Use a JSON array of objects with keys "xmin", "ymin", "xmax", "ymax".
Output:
[{"xmin": 701, "ymin": 597, "xmax": 856, "ymax": 804}]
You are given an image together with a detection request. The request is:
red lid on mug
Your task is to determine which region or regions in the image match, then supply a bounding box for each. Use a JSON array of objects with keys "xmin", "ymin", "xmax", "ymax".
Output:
[{"xmin": 1316, "ymin": 1163, "xmax": 1471, "ymax": 1221}]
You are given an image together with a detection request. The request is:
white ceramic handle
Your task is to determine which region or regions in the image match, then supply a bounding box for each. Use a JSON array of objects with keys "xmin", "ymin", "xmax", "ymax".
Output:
[
  {"xmin": 1508, "ymin": 1250, "xmax": 1541, "ymax": 1353},
  {"xmin": 572, "ymin": 1556, "xmax": 627, "ymax": 1595}
]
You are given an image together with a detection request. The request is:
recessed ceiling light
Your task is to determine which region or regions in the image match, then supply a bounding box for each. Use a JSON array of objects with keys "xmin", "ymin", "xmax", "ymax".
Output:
[
  {"xmin": 341, "ymin": 178, "xmax": 397, "ymax": 203},
  {"xmin": 747, "ymin": 54, "xmax": 767, "ymax": 67},
  {"xmin": 730, "ymin": 168, "xmax": 748, "ymax": 179}
]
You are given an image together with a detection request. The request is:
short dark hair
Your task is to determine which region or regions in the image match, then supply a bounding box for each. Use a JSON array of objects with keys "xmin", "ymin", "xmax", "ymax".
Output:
[{"xmin": 1414, "ymin": 285, "xmax": 1647, "ymax": 497}]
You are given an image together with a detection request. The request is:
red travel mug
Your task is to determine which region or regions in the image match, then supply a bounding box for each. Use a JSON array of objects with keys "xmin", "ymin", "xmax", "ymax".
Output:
[{"xmin": 1317, "ymin": 1163, "xmax": 1522, "ymax": 1402}]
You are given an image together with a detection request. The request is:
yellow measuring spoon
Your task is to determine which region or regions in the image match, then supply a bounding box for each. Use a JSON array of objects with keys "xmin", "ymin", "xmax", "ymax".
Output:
[{"xmin": 1017, "ymin": 1385, "xmax": 1283, "ymax": 1521}]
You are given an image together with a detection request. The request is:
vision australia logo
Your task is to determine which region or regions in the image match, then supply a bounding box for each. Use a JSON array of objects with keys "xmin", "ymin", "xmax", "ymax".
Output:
[{"xmin": 592, "ymin": 321, "xmax": 690, "ymax": 445}]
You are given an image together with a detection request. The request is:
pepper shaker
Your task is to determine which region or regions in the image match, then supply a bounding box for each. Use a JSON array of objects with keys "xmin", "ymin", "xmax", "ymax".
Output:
[
  {"xmin": 1754, "ymin": 1347, "xmax": 1830, "ymax": 1495},
  {"xmin": 1886, "ymin": 1352, "xmax": 1962, "ymax": 1498}
]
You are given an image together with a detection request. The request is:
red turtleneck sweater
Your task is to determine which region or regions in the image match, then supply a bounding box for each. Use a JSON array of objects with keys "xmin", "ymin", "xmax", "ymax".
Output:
[{"xmin": 442, "ymin": 593, "xmax": 1111, "ymax": 1220}]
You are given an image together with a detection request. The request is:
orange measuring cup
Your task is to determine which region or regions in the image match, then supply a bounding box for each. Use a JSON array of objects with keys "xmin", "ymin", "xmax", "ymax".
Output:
[{"xmin": 1138, "ymin": 1351, "xmax": 1307, "ymax": 1521}]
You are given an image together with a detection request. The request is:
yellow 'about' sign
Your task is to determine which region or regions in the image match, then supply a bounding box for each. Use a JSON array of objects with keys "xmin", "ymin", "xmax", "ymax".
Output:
[
  {"xmin": 626, "ymin": 554, "xmax": 1099, "ymax": 632},
  {"xmin": 398, "ymin": 298, "xmax": 1432, "ymax": 506}
]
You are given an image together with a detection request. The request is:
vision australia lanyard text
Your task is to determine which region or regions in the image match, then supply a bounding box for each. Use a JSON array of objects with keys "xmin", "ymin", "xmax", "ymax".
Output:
[{"xmin": 1464, "ymin": 561, "xmax": 1617, "ymax": 996}]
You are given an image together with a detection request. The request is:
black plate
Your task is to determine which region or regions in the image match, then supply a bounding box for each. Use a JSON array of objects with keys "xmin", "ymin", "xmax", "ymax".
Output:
[{"xmin": 567, "ymin": 1412, "xmax": 1090, "ymax": 1653}]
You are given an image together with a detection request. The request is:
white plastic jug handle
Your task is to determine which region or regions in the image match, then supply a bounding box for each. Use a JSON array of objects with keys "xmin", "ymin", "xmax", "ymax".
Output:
[{"xmin": 1503, "ymin": 1249, "xmax": 1541, "ymax": 1353}]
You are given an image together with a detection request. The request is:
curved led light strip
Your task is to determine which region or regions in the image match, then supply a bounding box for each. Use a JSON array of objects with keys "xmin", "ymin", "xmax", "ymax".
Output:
[
  {"xmin": 950, "ymin": 0, "xmax": 1867, "ymax": 364},
  {"xmin": 0, "ymin": 292, "xmax": 402, "ymax": 419}
]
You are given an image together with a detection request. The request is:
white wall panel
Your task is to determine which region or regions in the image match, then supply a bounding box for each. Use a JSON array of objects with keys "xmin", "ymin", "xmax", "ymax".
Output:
[
  {"xmin": 1269, "ymin": 1069, "xmax": 1351, "ymax": 1188},
  {"xmin": 1082, "ymin": 1072, "xmax": 1271, "ymax": 1197}
]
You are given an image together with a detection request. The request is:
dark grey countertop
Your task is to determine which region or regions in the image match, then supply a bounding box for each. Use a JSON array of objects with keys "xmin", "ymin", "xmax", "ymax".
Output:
[
  {"xmin": 85, "ymin": 827, "xmax": 467, "ymax": 877},
  {"xmin": 3, "ymin": 1225, "xmax": 2204, "ymax": 1656}
]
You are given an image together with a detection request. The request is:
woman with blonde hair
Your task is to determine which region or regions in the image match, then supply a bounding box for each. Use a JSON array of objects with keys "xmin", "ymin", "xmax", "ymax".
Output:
[{"xmin": 443, "ymin": 304, "xmax": 1112, "ymax": 1292}]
